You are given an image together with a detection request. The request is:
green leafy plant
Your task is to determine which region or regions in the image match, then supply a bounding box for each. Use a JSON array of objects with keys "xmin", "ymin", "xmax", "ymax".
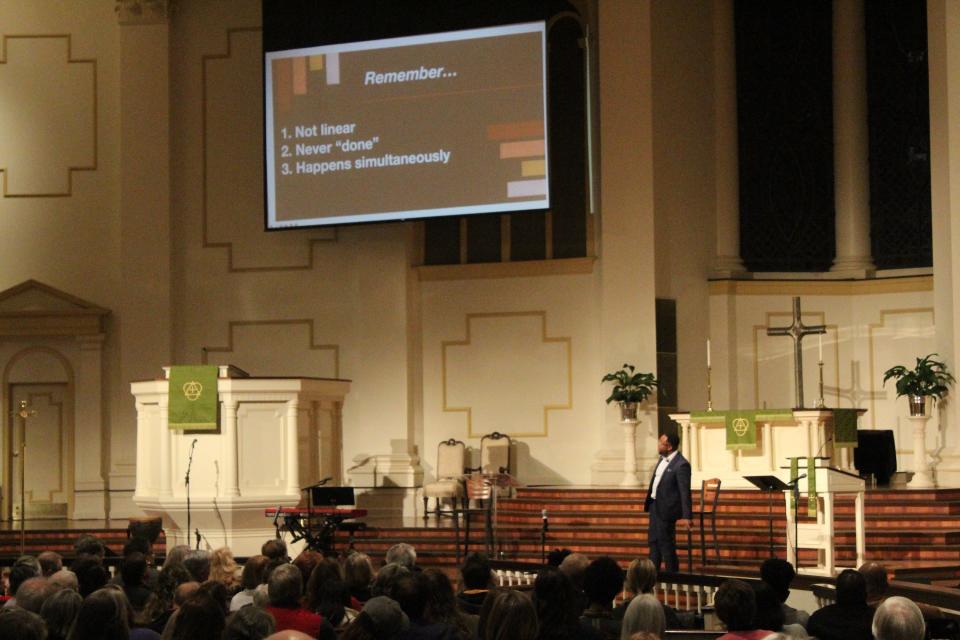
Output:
[
  {"xmin": 601, "ymin": 363, "xmax": 658, "ymax": 404},
  {"xmin": 882, "ymin": 353, "xmax": 955, "ymax": 401}
]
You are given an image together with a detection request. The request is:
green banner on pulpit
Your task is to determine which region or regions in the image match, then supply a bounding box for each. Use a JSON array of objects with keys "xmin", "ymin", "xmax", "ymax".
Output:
[
  {"xmin": 169, "ymin": 365, "xmax": 219, "ymax": 430},
  {"xmin": 691, "ymin": 409, "xmax": 793, "ymax": 451},
  {"xmin": 832, "ymin": 409, "xmax": 859, "ymax": 448}
]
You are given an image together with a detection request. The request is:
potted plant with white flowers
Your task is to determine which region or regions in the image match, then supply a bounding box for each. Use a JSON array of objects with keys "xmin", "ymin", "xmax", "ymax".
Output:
[
  {"xmin": 602, "ymin": 363, "xmax": 658, "ymax": 422},
  {"xmin": 883, "ymin": 353, "xmax": 955, "ymax": 417}
]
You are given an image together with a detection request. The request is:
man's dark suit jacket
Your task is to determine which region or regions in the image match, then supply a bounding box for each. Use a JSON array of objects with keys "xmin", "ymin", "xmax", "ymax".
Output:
[{"xmin": 643, "ymin": 453, "xmax": 692, "ymax": 522}]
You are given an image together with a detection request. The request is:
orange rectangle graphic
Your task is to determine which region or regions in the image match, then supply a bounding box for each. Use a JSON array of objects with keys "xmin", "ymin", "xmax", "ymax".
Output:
[
  {"xmin": 487, "ymin": 120, "xmax": 545, "ymax": 140},
  {"xmin": 292, "ymin": 56, "xmax": 308, "ymax": 95},
  {"xmin": 521, "ymin": 159, "xmax": 546, "ymax": 177},
  {"xmin": 309, "ymin": 55, "xmax": 324, "ymax": 71},
  {"xmin": 500, "ymin": 139, "xmax": 545, "ymax": 159},
  {"xmin": 273, "ymin": 58, "xmax": 293, "ymax": 113}
]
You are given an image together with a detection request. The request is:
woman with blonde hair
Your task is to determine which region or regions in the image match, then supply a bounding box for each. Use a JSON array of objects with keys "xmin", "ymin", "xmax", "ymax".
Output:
[
  {"xmin": 615, "ymin": 559, "xmax": 681, "ymax": 629},
  {"xmin": 208, "ymin": 547, "xmax": 242, "ymax": 594},
  {"xmin": 621, "ymin": 594, "xmax": 666, "ymax": 640}
]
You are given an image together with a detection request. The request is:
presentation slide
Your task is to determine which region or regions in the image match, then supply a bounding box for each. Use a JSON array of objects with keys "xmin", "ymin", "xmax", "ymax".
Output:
[{"xmin": 265, "ymin": 22, "xmax": 549, "ymax": 228}]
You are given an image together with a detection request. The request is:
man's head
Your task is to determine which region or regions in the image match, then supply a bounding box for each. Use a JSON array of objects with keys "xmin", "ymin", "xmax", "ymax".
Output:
[
  {"xmin": 558, "ymin": 552, "xmax": 590, "ymax": 590},
  {"xmin": 715, "ymin": 579, "xmax": 756, "ymax": 632},
  {"xmin": 182, "ymin": 549, "xmax": 210, "ymax": 583},
  {"xmin": 74, "ymin": 534, "xmax": 106, "ymax": 559},
  {"xmin": 123, "ymin": 536, "xmax": 152, "ymax": 562},
  {"xmin": 583, "ymin": 556, "xmax": 624, "ymax": 608},
  {"xmin": 121, "ymin": 552, "xmax": 148, "ymax": 588},
  {"xmin": 174, "ymin": 581, "xmax": 201, "ymax": 609},
  {"xmin": 8, "ymin": 563, "xmax": 39, "ymax": 597},
  {"xmin": 391, "ymin": 572, "xmax": 430, "ymax": 621},
  {"xmin": 261, "ymin": 538, "xmax": 288, "ymax": 562},
  {"xmin": 49, "ymin": 569, "xmax": 79, "ymax": 592},
  {"xmin": 657, "ymin": 432, "xmax": 680, "ymax": 456},
  {"xmin": 384, "ymin": 543, "xmax": 417, "ymax": 569},
  {"xmin": 760, "ymin": 558, "xmax": 796, "ymax": 603},
  {"xmin": 37, "ymin": 551, "xmax": 63, "ymax": 577},
  {"xmin": 15, "ymin": 576, "xmax": 55, "ymax": 613},
  {"xmin": 859, "ymin": 562, "xmax": 889, "ymax": 600},
  {"xmin": 836, "ymin": 568, "xmax": 868, "ymax": 607},
  {"xmin": 268, "ymin": 563, "xmax": 303, "ymax": 607},
  {"xmin": 873, "ymin": 596, "xmax": 925, "ymax": 640},
  {"xmin": 0, "ymin": 607, "xmax": 46, "ymax": 640},
  {"xmin": 460, "ymin": 552, "xmax": 492, "ymax": 590}
]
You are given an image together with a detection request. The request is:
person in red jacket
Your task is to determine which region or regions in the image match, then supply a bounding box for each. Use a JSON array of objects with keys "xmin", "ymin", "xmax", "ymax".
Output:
[{"xmin": 265, "ymin": 564, "xmax": 336, "ymax": 640}]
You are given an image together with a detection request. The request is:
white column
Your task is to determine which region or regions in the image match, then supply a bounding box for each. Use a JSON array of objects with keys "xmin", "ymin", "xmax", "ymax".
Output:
[
  {"xmin": 134, "ymin": 401, "xmax": 147, "ymax": 496},
  {"xmin": 221, "ymin": 399, "xmax": 240, "ymax": 497},
  {"xmin": 620, "ymin": 420, "xmax": 642, "ymax": 487},
  {"xmin": 285, "ymin": 400, "xmax": 300, "ymax": 494},
  {"xmin": 712, "ymin": 0, "xmax": 746, "ymax": 277},
  {"xmin": 907, "ymin": 415, "xmax": 935, "ymax": 488},
  {"xmin": 159, "ymin": 397, "xmax": 172, "ymax": 497},
  {"xmin": 830, "ymin": 0, "xmax": 875, "ymax": 276}
]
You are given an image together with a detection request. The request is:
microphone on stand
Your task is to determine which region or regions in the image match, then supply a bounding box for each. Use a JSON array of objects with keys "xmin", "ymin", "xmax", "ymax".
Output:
[
  {"xmin": 541, "ymin": 509, "xmax": 549, "ymax": 533},
  {"xmin": 540, "ymin": 509, "xmax": 548, "ymax": 564},
  {"xmin": 186, "ymin": 439, "xmax": 198, "ymax": 549}
]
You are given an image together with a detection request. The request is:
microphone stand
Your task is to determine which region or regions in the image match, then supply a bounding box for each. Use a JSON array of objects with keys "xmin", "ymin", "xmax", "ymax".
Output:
[
  {"xmin": 540, "ymin": 509, "xmax": 548, "ymax": 564},
  {"xmin": 186, "ymin": 439, "xmax": 197, "ymax": 549},
  {"xmin": 788, "ymin": 474, "xmax": 806, "ymax": 570}
]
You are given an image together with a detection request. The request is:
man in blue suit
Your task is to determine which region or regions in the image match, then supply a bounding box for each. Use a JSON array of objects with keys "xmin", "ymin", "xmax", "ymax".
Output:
[{"xmin": 644, "ymin": 432, "xmax": 692, "ymax": 572}]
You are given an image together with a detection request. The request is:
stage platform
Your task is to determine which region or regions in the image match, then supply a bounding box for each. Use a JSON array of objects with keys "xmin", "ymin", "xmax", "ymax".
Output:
[{"xmin": 0, "ymin": 486, "xmax": 958, "ymax": 584}]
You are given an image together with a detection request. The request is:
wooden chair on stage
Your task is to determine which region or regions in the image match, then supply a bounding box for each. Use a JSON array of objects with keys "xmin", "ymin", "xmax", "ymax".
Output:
[{"xmin": 696, "ymin": 478, "xmax": 721, "ymax": 565}]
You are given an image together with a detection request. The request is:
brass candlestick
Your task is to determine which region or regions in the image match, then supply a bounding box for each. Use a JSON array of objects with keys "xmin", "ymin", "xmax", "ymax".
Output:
[
  {"xmin": 815, "ymin": 360, "xmax": 825, "ymax": 409},
  {"xmin": 707, "ymin": 365, "xmax": 713, "ymax": 412}
]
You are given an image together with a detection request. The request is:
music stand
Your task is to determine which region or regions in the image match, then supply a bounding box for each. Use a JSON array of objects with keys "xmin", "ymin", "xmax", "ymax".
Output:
[{"xmin": 744, "ymin": 475, "xmax": 791, "ymax": 558}]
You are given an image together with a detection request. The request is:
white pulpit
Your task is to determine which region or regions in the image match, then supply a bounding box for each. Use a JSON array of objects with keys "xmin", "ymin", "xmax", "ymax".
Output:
[
  {"xmin": 780, "ymin": 463, "xmax": 866, "ymax": 576},
  {"xmin": 669, "ymin": 409, "xmax": 863, "ymax": 488},
  {"xmin": 131, "ymin": 366, "xmax": 350, "ymax": 555}
]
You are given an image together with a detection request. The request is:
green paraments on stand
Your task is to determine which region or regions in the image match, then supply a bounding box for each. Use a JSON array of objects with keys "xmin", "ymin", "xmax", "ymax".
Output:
[
  {"xmin": 691, "ymin": 409, "xmax": 794, "ymax": 451},
  {"xmin": 789, "ymin": 456, "xmax": 819, "ymax": 517},
  {"xmin": 832, "ymin": 408, "xmax": 860, "ymax": 448},
  {"xmin": 169, "ymin": 365, "xmax": 219, "ymax": 430}
]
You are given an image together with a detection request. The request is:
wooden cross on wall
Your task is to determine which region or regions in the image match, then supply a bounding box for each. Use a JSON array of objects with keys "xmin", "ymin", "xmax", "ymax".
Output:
[{"xmin": 766, "ymin": 297, "xmax": 826, "ymax": 409}]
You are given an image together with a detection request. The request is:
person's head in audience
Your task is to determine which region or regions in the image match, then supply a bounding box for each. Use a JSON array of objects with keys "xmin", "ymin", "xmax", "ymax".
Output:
[
  {"xmin": 210, "ymin": 547, "xmax": 241, "ymax": 588},
  {"xmin": 252, "ymin": 583, "xmax": 271, "ymax": 608},
  {"xmin": 171, "ymin": 592, "xmax": 227, "ymax": 640},
  {"xmin": 9, "ymin": 562, "xmax": 39, "ymax": 597},
  {"xmin": 15, "ymin": 555, "xmax": 43, "ymax": 576},
  {"xmin": 752, "ymin": 582, "xmax": 786, "ymax": 632},
  {"xmin": 584, "ymin": 556, "xmax": 624, "ymax": 612},
  {"xmin": 461, "ymin": 552, "xmax": 493, "ymax": 591},
  {"xmin": 547, "ymin": 548, "xmax": 573, "ymax": 568},
  {"xmin": 68, "ymin": 587, "xmax": 133, "ymax": 640},
  {"xmin": 341, "ymin": 595, "xmax": 409, "ymax": 640},
  {"xmin": 198, "ymin": 579, "xmax": 231, "ymax": 616},
  {"xmin": 422, "ymin": 568, "xmax": 470, "ymax": 635},
  {"xmin": 391, "ymin": 572, "xmax": 431, "ymax": 622},
  {"xmin": 120, "ymin": 552, "xmax": 148, "ymax": 590},
  {"xmin": 385, "ymin": 542, "xmax": 417, "ymax": 569},
  {"xmin": 49, "ymin": 569, "xmax": 78, "ymax": 593},
  {"xmin": 0, "ymin": 607, "xmax": 47, "ymax": 640},
  {"xmin": 305, "ymin": 557, "xmax": 349, "ymax": 625},
  {"xmin": 71, "ymin": 557, "xmax": 108, "ymax": 598},
  {"xmin": 859, "ymin": 562, "xmax": 890, "ymax": 603},
  {"xmin": 716, "ymin": 579, "xmax": 758, "ymax": 632},
  {"xmin": 532, "ymin": 568, "xmax": 582, "ymax": 639},
  {"xmin": 872, "ymin": 596, "xmax": 925, "ymax": 640},
  {"xmin": 241, "ymin": 555, "xmax": 271, "ymax": 592},
  {"xmin": 40, "ymin": 587, "xmax": 83, "ymax": 640},
  {"xmin": 835, "ymin": 568, "xmax": 869, "ymax": 607},
  {"xmin": 268, "ymin": 563, "xmax": 304, "ymax": 608},
  {"xmin": 482, "ymin": 589, "xmax": 539, "ymax": 640},
  {"xmin": 174, "ymin": 581, "xmax": 201, "ymax": 609},
  {"xmin": 292, "ymin": 549, "xmax": 323, "ymax": 587},
  {"xmin": 182, "ymin": 549, "xmax": 211, "ymax": 583},
  {"xmin": 264, "ymin": 632, "xmax": 314, "ymax": 640},
  {"xmin": 38, "ymin": 551, "xmax": 63, "ymax": 577},
  {"xmin": 164, "ymin": 544, "xmax": 191, "ymax": 569},
  {"xmin": 621, "ymin": 593, "xmax": 666, "ymax": 640},
  {"xmin": 371, "ymin": 562, "xmax": 411, "ymax": 598},
  {"xmin": 344, "ymin": 552, "xmax": 375, "ymax": 599},
  {"xmin": 261, "ymin": 538, "xmax": 289, "ymax": 563},
  {"xmin": 17, "ymin": 576, "xmax": 56, "ymax": 613},
  {"xmin": 558, "ymin": 553, "xmax": 590, "ymax": 591},
  {"xmin": 122, "ymin": 536, "xmax": 152, "ymax": 564},
  {"xmin": 625, "ymin": 558, "xmax": 657, "ymax": 596},
  {"xmin": 760, "ymin": 558, "xmax": 797, "ymax": 604},
  {"xmin": 224, "ymin": 605, "xmax": 276, "ymax": 640},
  {"xmin": 73, "ymin": 534, "xmax": 106, "ymax": 560}
]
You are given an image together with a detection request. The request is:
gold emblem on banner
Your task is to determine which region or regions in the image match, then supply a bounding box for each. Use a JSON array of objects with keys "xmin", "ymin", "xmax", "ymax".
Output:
[
  {"xmin": 183, "ymin": 381, "xmax": 203, "ymax": 401},
  {"xmin": 732, "ymin": 417, "xmax": 749, "ymax": 437}
]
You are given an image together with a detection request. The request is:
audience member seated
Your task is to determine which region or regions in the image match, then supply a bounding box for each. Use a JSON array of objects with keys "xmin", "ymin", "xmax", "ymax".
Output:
[
  {"xmin": 209, "ymin": 547, "xmax": 243, "ymax": 595},
  {"xmin": 40, "ymin": 587, "xmax": 83, "ymax": 640},
  {"xmin": 197, "ymin": 580, "xmax": 231, "ymax": 617},
  {"xmin": 859, "ymin": 562, "xmax": 941, "ymax": 621},
  {"xmin": 16, "ymin": 576, "xmax": 56, "ymax": 614},
  {"xmin": 224, "ymin": 605, "xmax": 276, "ymax": 640},
  {"xmin": 50, "ymin": 568, "xmax": 79, "ymax": 592},
  {"xmin": 386, "ymin": 543, "xmax": 419, "ymax": 570},
  {"xmin": 715, "ymin": 579, "xmax": 773, "ymax": 640},
  {"xmin": 752, "ymin": 582, "xmax": 808, "ymax": 640},
  {"xmin": 266, "ymin": 563, "xmax": 336, "ymax": 640},
  {"xmin": 292, "ymin": 550, "xmax": 323, "ymax": 587},
  {"xmin": 182, "ymin": 549, "xmax": 211, "ymax": 583},
  {"xmin": 532, "ymin": 567, "xmax": 600, "ymax": 640},
  {"xmin": 169, "ymin": 591, "xmax": 226, "ymax": 640},
  {"xmin": 806, "ymin": 569, "xmax": 875, "ymax": 640},
  {"xmin": 72, "ymin": 556, "xmax": 109, "ymax": 598},
  {"xmin": 392, "ymin": 572, "xmax": 460, "ymax": 639},
  {"xmin": 71, "ymin": 587, "xmax": 158, "ymax": 640},
  {"xmin": 620, "ymin": 594, "xmax": 666, "ymax": 640},
  {"xmin": 481, "ymin": 589, "xmax": 539, "ymax": 640},
  {"xmin": 112, "ymin": 537, "xmax": 158, "ymax": 589},
  {"xmin": 163, "ymin": 545, "xmax": 191, "ymax": 570},
  {"xmin": 548, "ymin": 548, "xmax": 575, "ymax": 567},
  {"xmin": 0, "ymin": 606, "xmax": 47, "ymax": 640},
  {"xmin": 560, "ymin": 553, "xmax": 591, "ymax": 593},
  {"xmin": 423, "ymin": 568, "xmax": 476, "ymax": 639},
  {"xmin": 581, "ymin": 556, "xmax": 625, "ymax": 639},
  {"xmin": 261, "ymin": 539, "xmax": 289, "ymax": 563},
  {"xmin": 761, "ymin": 559, "xmax": 809, "ymax": 629},
  {"xmin": 5, "ymin": 563, "xmax": 40, "ymax": 606},
  {"xmin": 344, "ymin": 552, "xmax": 375, "ymax": 606},
  {"xmin": 121, "ymin": 552, "xmax": 154, "ymax": 610},
  {"xmin": 372, "ymin": 563, "xmax": 413, "ymax": 599},
  {"xmin": 872, "ymin": 596, "xmax": 926, "ymax": 640},
  {"xmin": 612, "ymin": 559, "xmax": 681, "ymax": 629},
  {"xmin": 231, "ymin": 555, "xmax": 271, "ymax": 612},
  {"xmin": 306, "ymin": 557, "xmax": 357, "ymax": 630},
  {"xmin": 74, "ymin": 534, "xmax": 107, "ymax": 561},
  {"xmin": 38, "ymin": 551, "xmax": 64, "ymax": 577},
  {"xmin": 457, "ymin": 553, "xmax": 493, "ymax": 616},
  {"xmin": 341, "ymin": 595, "xmax": 410, "ymax": 640}
]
